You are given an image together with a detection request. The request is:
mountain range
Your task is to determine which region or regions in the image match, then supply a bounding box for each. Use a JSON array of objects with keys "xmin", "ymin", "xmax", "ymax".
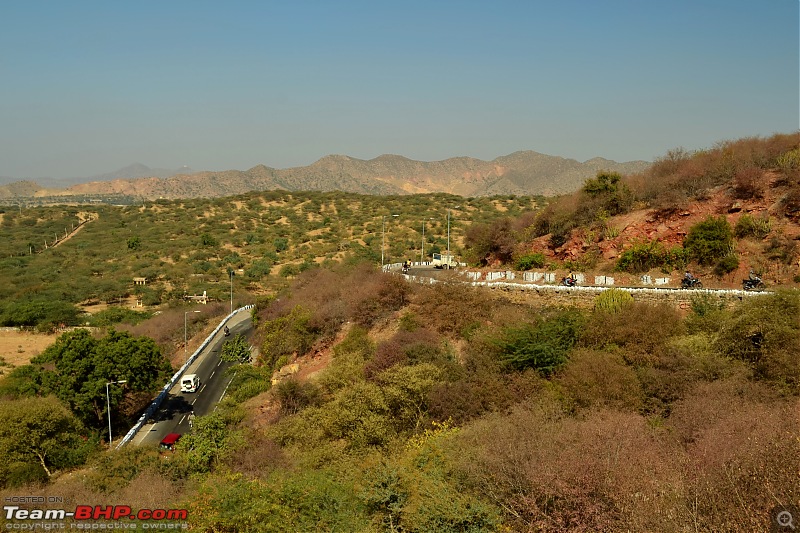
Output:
[{"xmin": 0, "ymin": 152, "xmax": 650, "ymax": 200}]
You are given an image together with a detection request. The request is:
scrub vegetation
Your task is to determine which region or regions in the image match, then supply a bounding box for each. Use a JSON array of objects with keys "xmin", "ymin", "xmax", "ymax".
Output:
[
  {"xmin": 2, "ymin": 265, "xmax": 797, "ymax": 532},
  {"xmin": 0, "ymin": 133, "xmax": 798, "ymax": 531}
]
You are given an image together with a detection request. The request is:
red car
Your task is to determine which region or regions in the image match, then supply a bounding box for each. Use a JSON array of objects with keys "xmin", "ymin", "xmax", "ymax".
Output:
[{"xmin": 159, "ymin": 433, "xmax": 182, "ymax": 451}]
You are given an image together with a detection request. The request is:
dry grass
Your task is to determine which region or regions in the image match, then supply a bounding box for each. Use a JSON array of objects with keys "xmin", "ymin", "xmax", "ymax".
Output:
[{"xmin": 0, "ymin": 330, "xmax": 58, "ymax": 368}]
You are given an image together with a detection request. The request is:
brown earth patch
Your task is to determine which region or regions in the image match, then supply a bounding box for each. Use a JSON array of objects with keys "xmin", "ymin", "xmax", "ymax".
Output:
[{"xmin": 0, "ymin": 330, "xmax": 59, "ymax": 368}]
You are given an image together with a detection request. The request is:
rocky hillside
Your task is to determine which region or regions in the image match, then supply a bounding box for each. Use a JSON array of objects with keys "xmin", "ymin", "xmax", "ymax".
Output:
[
  {"xmin": 509, "ymin": 133, "xmax": 800, "ymax": 288},
  {"xmin": 0, "ymin": 151, "xmax": 649, "ymax": 201}
]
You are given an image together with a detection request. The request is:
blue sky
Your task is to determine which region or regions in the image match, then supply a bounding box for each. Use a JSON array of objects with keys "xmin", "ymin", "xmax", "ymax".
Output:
[{"xmin": 0, "ymin": 0, "xmax": 797, "ymax": 179}]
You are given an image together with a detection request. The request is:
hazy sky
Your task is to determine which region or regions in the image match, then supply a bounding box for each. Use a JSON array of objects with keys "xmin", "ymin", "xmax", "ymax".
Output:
[{"xmin": 1, "ymin": 1, "xmax": 797, "ymax": 179}]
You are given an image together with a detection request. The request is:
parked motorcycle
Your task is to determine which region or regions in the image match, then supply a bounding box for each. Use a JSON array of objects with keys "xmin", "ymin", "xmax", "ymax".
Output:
[
  {"xmin": 742, "ymin": 278, "xmax": 765, "ymax": 291},
  {"xmin": 681, "ymin": 277, "xmax": 703, "ymax": 289}
]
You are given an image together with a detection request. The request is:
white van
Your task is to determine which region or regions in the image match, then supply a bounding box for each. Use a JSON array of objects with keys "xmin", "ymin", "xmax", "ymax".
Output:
[{"xmin": 181, "ymin": 374, "xmax": 200, "ymax": 393}]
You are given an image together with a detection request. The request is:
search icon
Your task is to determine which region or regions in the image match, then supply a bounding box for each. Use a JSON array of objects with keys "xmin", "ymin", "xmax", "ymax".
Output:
[{"xmin": 778, "ymin": 510, "xmax": 796, "ymax": 530}]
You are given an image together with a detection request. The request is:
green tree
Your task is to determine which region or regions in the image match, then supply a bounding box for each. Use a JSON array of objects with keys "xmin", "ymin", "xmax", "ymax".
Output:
[
  {"xmin": 684, "ymin": 216, "xmax": 734, "ymax": 266},
  {"xmin": 492, "ymin": 310, "xmax": 585, "ymax": 375},
  {"xmin": 581, "ymin": 171, "xmax": 634, "ymax": 216},
  {"xmin": 177, "ymin": 412, "xmax": 234, "ymax": 474},
  {"xmin": 32, "ymin": 329, "xmax": 172, "ymax": 430},
  {"xmin": 259, "ymin": 306, "xmax": 316, "ymax": 371},
  {"xmin": 0, "ymin": 396, "xmax": 90, "ymax": 482},
  {"xmin": 220, "ymin": 333, "xmax": 251, "ymax": 363},
  {"xmin": 200, "ymin": 233, "xmax": 218, "ymax": 247},
  {"xmin": 274, "ymin": 237, "xmax": 289, "ymax": 252}
]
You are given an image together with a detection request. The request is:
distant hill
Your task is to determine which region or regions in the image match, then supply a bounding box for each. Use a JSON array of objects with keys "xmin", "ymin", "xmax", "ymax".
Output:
[
  {"xmin": 0, "ymin": 164, "xmax": 192, "ymax": 196},
  {"xmin": 0, "ymin": 152, "xmax": 650, "ymax": 201}
]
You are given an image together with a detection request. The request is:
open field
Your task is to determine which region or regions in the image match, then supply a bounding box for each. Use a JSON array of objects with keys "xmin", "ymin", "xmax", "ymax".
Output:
[{"xmin": 0, "ymin": 330, "xmax": 58, "ymax": 368}]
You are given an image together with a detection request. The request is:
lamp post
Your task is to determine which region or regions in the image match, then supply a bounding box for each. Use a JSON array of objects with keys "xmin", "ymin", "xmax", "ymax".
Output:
[
  {"xmin": 446, "ymin": 206, "xmax": 460, "ymax": 258},
  {"xmin": 381, "ymin": 214, "xmax": 399, "ymax": 268},
  {"xmin": 229, "ymin": 270, "xmax": 234, "ymax": 314},
  {"xmin": 421, "ymin": 218, "xmax": 433, "ymax": 263},
  {"xmin": 185, "ymin": 310, "xmax": 201, "ymax": 362},
  {"xmin": 447, "ymin": 209, "xmax": 451, "ymax": 257},
  {"xmin": 106, "ymin": 379, "xmax": 127, "ymax": 444}
]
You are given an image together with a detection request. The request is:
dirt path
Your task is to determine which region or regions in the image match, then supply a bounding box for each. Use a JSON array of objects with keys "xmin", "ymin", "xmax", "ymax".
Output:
[{"xmin": 47, "ymin": 213, "xmax": 97, "ymax": 249}]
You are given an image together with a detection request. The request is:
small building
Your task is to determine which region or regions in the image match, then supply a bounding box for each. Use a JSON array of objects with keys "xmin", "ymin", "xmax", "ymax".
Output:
[{"xmin": 133, "ymin": 277, "xmax": 148, "ymax": 286}]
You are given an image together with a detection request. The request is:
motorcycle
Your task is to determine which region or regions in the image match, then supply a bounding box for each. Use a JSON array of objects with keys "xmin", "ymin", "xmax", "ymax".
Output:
[
  {"xmin": 742, "ymin": 278, "xmax": 765, "ymax": 291},
  {"xmin": 561, "ymin": 276, "xmax": 577, "ymax": 287},
  {"xmin": 223, "ymin": 326, "xmax": 230, "ymax": 337},
  {"xmin": 681, "ymin": 277, "xmax": 703, "ymax": 289}
]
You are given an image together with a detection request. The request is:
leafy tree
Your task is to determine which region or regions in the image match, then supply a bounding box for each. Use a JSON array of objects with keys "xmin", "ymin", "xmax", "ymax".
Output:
[
  {"xmin": 0, "ymin": 396, "xmax": 90, "ymax": 482},
  {"xmin": 0, "ymin": 299, "xmax": 81, "ymax": 331},
  {"xmin": 200, "ymin": 232, "xmax": 218, "ymax": 247},
  {"xmin": 126, "ymin": 236, "xmax": 141, "ymax": 250},
  {"xmin": 581, "ymin": 170, "xmax": 634, "ymax": 216},
  {"xmin": 31, "ymin": 329, "xmax": 172, "ymax": 430},
  {"xmin": 274, "ymin": 237, "xmax": 289, "ymax": 252},
  {"xmin": 220, "ymin": 333, "xmax": 251, "ymax": 363},
  {"xmin": 246, "ymin": 258, "xmax": 272, "ymax": 279},
  {"xmin": 684, "ymin": 216, "xmax": 734, "ymax": 266},
  {"xmin": 492, "ymin": 310, "xmax": 585, "ymax": 375},
  {"xmin": 259, "ymin": 306, "xmax": 316, "ymax": 371},
  {"xmin": 464, "ymin": 218, "xmax": 516, "ymax": 265},
  {"xmin": 514, "ymin": 252, "xmax": 546, "ymax": 271},
  {"xmin": 359, "ymin": 421, "xmax": 500, "ymax": 532},
  {"xmin": 713, "ymin": 290, "xmax": 800, "ymax": 385},
  {"xmin": 176, "ymin": 412, "xmax": 233, "ymax": 474}
]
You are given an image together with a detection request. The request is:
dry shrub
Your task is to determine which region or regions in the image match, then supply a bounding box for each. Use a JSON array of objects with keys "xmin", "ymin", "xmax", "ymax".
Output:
[
  {"xmin": 581, "ymin": 302, "xmax": 683, "ymax": 365},
  {"xmin": 556, "ymin": 349, "xmax": 643, "ymax": 412},
  {"xmin": 454, "ymin": 402, "xmax": 685, "ymax": 532},
  {"xmin": 732, "ymin": 166, "xmax": 765, "ymax": 199},
  {"xmin": 365, "ymin": 328, "xmax": 440, "ymax": 379},
  {"xmin": 670, "ymin": 379, "xmax": 800, "ymax": 532},
  {"xmin": 114, "ymin": 468, "xmax": 187, "ymax": 509},
  {"xmin": 254, "ymin": 264, "xmax": 411, "ymax": 349},
  {"xmin": 781, "ymin": 187, "xmax": 800, "ymax": 220},
  {"xmin": 122, "ymin": 302, "xmax": 227, "ymax": 355},
  {"xmin": 221, "ymin": 429, "xmax": 287, "ymax": 479},
  {"xmin": 414, "ymin": 283, "xmax": 496, "ymax": 337},
  {"xmin": 347, "ymin": 273, "xmax": 411, "ymax": 327},
  {"xmin": 260, "ymin": 268, "xmax": 349, "ymax": 339},
  {"xmin": 427, "ymin": 370, "xmax": 543, "ymax": 425},
  {"xmin": 635, "ymin": 133, "xmax": 799, "ymax": 207}
]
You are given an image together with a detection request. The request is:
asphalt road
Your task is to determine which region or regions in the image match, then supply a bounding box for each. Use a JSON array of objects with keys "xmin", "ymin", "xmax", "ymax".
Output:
[{"xmin": 133, "ymin": 312, "xmax": 253, "ymax": 447}]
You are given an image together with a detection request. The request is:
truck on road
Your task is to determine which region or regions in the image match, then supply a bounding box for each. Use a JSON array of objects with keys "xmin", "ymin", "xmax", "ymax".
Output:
[{"xmin": 431, "ymin": 252, "xmax": 458, "ymax": 269}]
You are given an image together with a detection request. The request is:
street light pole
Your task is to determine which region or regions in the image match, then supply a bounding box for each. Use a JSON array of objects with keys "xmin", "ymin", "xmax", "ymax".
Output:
[
  {"xmin": 185, "ymin": 310, "xmax": 201, "ymax": 362},
  {"xmin": 421, "ymin": 220, "xmax": 425, "ymax": 263},
  {"xmin": 447, "ymin": 209, "xmax": 450, "ymax": 257},
  {"xmin": 381, "ymin": 214, "xmax": 399, "ymax": 268},
  {"xmin": 106, "ymin": 379, "xmax": 127, "ymax": 445},
  {"xmin": 446, "ymin": 207, "xmax": 460, "ymax": 259},
  {"xmin": 229, "ymin": 271, "xmax": 234, "ymax": 314}
]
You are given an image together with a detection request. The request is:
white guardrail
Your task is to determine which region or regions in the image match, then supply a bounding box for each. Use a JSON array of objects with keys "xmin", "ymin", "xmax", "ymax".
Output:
[
  {"xmin": 387, "ymin": 263, "xmax": 769, "ymax": 298},
  {"xmin": 116, "ymin": 305, "xmax": 254, "ymax": 449}
]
